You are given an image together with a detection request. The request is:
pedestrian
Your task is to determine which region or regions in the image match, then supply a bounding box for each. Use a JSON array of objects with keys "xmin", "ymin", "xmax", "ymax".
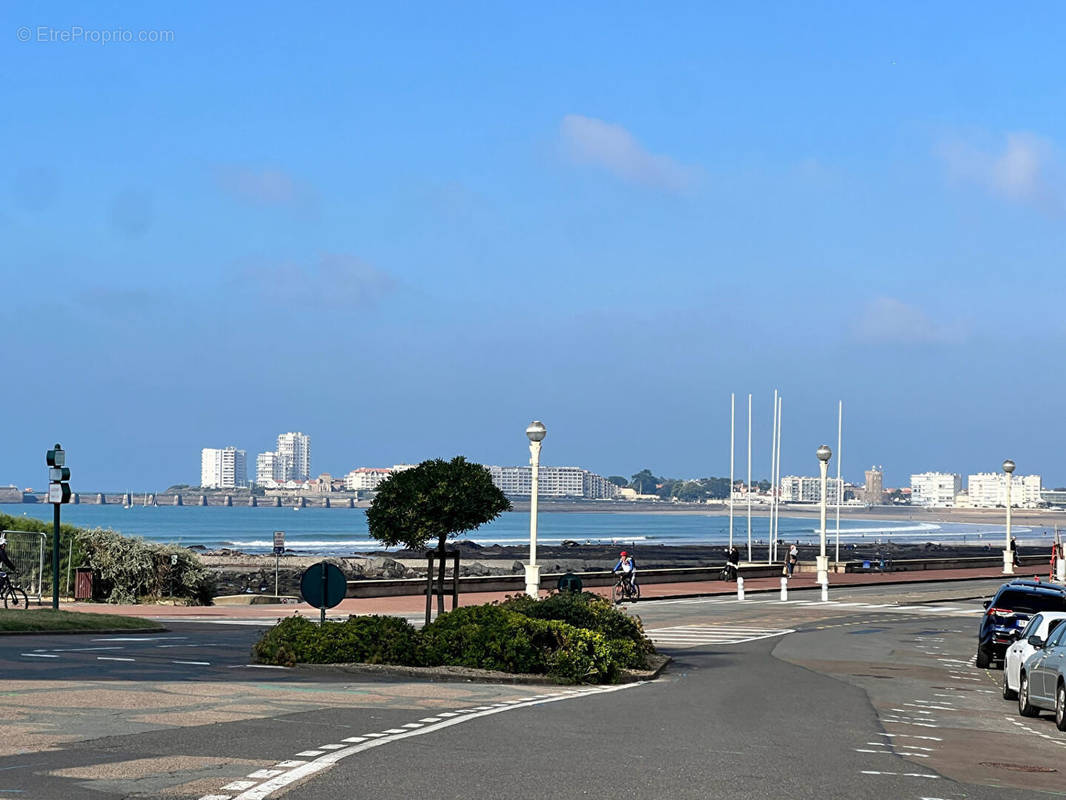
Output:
[
  {"xmin": 786, "ymin": 543, "xmax": 798, "ymax": 578},
  {"xmin": 1051, "ymin": 542, "xmax": 1060, "ymax": 582},
  {"xmin": 1010, "ymin": 536, "xmax": 1020, "ymax": 567},
  {"xmin": 727, "ymin": 545, "xmax": 740, "ymax": 581}
]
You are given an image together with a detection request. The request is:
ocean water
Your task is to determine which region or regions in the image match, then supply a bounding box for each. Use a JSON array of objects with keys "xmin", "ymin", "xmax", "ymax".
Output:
[{"xmin": 0, "ymin": 503, "xmax": 1045, "ymax": 556}]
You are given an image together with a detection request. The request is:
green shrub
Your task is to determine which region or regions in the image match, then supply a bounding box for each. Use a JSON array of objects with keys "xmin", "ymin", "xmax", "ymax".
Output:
[
  {"xmin": 77, "ymin": 528, "xmax": 213, "ymax": 605},
  {"xmin": 501, "ymin": 591, "xmax": 653, "ymax": 668},
  {"xmin": 253, "ymin": 614, "xmax": 420, "ymax": 667},
  {"xmin": 421, "ymin": 604, "xmax": 551, "ymax": 675},
  {"xmin": 251, "ymin": 596, "xmax": 656, "ymax": 684}
]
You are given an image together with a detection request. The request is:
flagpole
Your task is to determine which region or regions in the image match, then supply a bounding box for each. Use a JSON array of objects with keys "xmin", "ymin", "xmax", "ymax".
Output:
[
  {"xmin": 747, "ymin": 392, "xmax": 752, "ymax": 562},
  {"xmin": 768, "ymin": 389, "xmax": 778, "ymax": 565},
  {"xmin": 835, "ymin": 400, "xmax": 842, "ymax": 565},
  {"xmin": 774, "ymin": 394, "xmax": 783, "ymax": 562},
  {"xmin": 729, "ymin": 392, "xmax": 735, "ymax": 551}
]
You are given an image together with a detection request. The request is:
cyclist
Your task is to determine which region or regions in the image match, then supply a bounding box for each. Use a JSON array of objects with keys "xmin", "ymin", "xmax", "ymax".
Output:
[
  {"xmin": 726, "ymin": 545, "xmax": 740, "ymax": 580},
  {"xmin": 612, "ymin": 550, "xmax": 637, "ymax": 593},
  {"xmin": 0, "ymin": 536, "xmax": 16, "ymax": 574}
]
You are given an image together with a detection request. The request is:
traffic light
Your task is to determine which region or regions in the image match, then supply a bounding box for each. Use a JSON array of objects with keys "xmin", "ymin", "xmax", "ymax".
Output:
[{"xmin": 47, "ymin": 444, "xmax": 71, "ymax": 504}]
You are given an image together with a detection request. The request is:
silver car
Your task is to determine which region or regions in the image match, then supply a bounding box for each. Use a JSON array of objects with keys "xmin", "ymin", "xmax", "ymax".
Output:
[
  {"xmin": 1017, "ymin": 618, "xmax": 1066, "ymax": 730},
  {"xmin": 1003, "ymin": 612, "xmax": 1066, "ymax": 700}
]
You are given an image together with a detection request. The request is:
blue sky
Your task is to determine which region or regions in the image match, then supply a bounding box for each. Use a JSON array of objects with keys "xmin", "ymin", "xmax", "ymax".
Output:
[{"xmin": 3, "ymin": 2, "xmax": 1065, "ymax": 490}]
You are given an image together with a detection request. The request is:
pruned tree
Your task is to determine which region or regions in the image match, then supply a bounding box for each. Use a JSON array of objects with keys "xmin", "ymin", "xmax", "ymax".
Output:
[{"xmin": 366, "ymin": 457, "xmax": 511, "ymax": 614}]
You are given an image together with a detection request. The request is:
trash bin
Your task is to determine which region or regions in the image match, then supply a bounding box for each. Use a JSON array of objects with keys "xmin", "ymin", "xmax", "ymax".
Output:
[{"xmin": 74, "ymin": 567, "xmax": 94, "ymax": 600}]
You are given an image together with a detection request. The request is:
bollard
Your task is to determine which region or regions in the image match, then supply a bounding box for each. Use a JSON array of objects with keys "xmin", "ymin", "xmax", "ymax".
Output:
[
  {"xmin": 737, "ymin": 576, "xmax": 745, "ymax": 601},
  {"xmin": 1057, "ymin": 557, "xmax": 1066, "ymax": 583},
  {"xmin": 820, "ymin": 581, "xmax": 828, "ymax": 602},
  {"xmin": 780, "ymin": 577, "xmax": 788, "ymax": 601}
]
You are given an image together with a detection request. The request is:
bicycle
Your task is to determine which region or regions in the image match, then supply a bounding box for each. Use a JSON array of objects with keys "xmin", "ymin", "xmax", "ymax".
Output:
[
  {"xmin": 611, "ymin": 573, "xmax": 640, "ymax": 604},
  {"xmin": 0, "ymin": 572, "xmax": 28, "ymax": 609}
]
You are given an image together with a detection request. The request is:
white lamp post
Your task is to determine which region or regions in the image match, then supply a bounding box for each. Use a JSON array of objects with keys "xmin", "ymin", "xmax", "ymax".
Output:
[
  {"xmin": 816, "ymin": 444, "xmax": 832, "ymax": 586},
  {"xmin": 525, "ymin": 420, "xmax": 546, "ymax": 597},
  {"xmin": 1002, "ymin": 459, "xmax": 1015, "ymax": 575}
]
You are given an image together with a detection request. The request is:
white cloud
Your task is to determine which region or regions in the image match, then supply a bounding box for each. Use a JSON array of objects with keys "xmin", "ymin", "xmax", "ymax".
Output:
[
  {"xmin": 939, "ymin": 132, "xmax": 1063, "ymax": 213},
  {"xmin": 560, "ymin": 114, "xmax": 698, "ymax": 191},
  {"xmin": 853, "ymin": 297, "xmax": 967, "ymax": 345},
  {"xmin": 213, "ymin": 165, "xmax": 318, "ymax": 210},
  {"xmin": 241, "ymin": 253, "xmax": 395, "ymax": 310}
]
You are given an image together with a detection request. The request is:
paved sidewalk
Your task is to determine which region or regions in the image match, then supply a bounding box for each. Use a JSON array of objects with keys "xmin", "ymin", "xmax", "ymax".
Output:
[{"xmin": 51, "ymin": 563, "xmax": 1044, "ymax": 622}]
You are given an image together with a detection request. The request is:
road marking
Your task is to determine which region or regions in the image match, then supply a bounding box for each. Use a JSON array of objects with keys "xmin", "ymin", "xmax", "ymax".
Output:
[
  {"xmin": 229, "ymin": 664, "xmax": 290, "ymax": 670},
  {"xmin": 206, "ymin": 682, "xmax": 646, "ymax": 800},
  {"xmin": 172, "ymin": 660, "xmax": 211, "ymax": 666},
  {"xmin": 273, "ymin": 761, "xmax": 306, "ymax": 768},
  {"xmin": 647, "ymin": 625, "xmax": 794, "ymax": 648},
  {"xmin": 341, "ymin": 738, "xmax": 366, "ymax": 743},
  {"xmin": 222, "ymin": 781, "xmax": 257, "ymax": 791},
  {"xmin": 317, "ymin": 745, "xmax": 345, "ymax": 750},
  {"xmin": 97, "ymin": 657, "xmax": 135, "ymax": 662},
  {"xmin": 418, "ymin": 717, "xmax": 442, "ymax": 723},
  {"xmin": 860, "ymin": 771, "xmax": 938, "ymax": 779},
  {"xmin": 93, "ymin": 636, "xmax": 187, "ymax": 641},
  {"xmin": 21, "ymin": 653, "xmax": 58, "ymax": 658},
  {"xmin": 247, "ymin": 770, "xmax": 284, "ymax": 779},
  {"xmin": 294, "ymin": 751, "xmax": 324, "ymax": 757}
]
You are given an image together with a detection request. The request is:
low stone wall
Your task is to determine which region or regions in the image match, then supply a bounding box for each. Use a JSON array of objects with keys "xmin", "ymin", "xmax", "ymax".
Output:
[{"xmin": 344, "ymin": 555, "xmax": 1049, "ymax": 598}]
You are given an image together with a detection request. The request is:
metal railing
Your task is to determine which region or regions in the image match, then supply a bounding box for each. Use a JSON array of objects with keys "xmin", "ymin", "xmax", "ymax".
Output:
[{"xmin": 2, "ymin": 530, "xmax": 46, "ymax": 602}]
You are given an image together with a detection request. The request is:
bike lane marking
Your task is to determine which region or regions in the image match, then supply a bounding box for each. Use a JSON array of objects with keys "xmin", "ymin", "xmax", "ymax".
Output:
[{"xmin": 202, "ymin": 682, "xmax": 648, "ymax": 800}]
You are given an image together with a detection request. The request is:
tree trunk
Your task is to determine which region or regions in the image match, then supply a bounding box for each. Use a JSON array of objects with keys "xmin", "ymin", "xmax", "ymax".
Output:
[{"xmin": 436, "ymin": 535, "xmax": 447, "ymax": 615}]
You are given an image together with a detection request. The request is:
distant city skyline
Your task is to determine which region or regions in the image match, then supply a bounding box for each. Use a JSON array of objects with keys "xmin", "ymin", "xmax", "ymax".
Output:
[{"xmin": 4, "ymin": 4, "xmax": 1065, "ymax": 490}]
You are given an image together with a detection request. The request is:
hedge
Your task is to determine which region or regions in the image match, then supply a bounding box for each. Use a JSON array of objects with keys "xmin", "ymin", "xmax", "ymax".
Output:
[{"xmin": 252, "ymin": 592, "xmax": 656, "ymax": 684}]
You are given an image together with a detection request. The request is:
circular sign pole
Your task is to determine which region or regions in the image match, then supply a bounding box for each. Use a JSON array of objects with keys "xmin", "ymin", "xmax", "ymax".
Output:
[{"xmin": 299, "ymin": 561, "xmax": 347, "ymax": 624}]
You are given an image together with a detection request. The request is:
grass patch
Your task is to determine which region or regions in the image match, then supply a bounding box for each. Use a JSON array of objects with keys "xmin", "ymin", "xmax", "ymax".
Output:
[{"xmin": 0, "ymin": 609, "xmax": 163, "ymax": 633}]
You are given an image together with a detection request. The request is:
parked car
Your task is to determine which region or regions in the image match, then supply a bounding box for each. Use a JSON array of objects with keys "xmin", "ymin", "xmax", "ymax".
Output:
[
  {"xmin": 1017, "ymin": 619, "xmax": 1066, "ymax": 730},
  {"xmin": 1002, "ymin": 611, "xmax": 1066, "ymax": 699},
  {"xmin": 978, "ymin": 580, "xmax": 1066, "ymax": 668}
]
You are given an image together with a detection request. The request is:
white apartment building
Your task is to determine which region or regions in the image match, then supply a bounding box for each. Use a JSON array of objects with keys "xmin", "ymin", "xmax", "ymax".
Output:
[
  {"xmin": 487, "ymin": 466, "xmax": 619, "ymax": 499},
  {"xmin": 910, "ymin": 472, "xmax": 962, "ymax": 507},
  {"xmin": 344, "ymin": 468, "xmax": 393, "ymax": 491},
  {"xmin": 201, "ymin": 447, "xmax": 248, "ymax": 489},
  {"xmin": 276, "ymin": 432, "xmax": 311, "ymax": 481},
  {"xmin": 256, "ymin": 452, "xmax": 283, "ymax": 486},
  {"xmin": 778, "ymin": 475, "xmax": 843, "ymax": 504},
  {"xmin": 967, "ymin": 472, "xmax": 1043, "ymax": 508}
]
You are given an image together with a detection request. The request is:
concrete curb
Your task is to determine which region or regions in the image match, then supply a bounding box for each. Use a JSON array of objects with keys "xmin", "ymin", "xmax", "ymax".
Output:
[
  {"xmin": 0, "ymin": 625, "xmax": 167, "ymax": 636},
  {"xmin": 286, "ymin": 652, "xmax": 672, "ymax": 686}
]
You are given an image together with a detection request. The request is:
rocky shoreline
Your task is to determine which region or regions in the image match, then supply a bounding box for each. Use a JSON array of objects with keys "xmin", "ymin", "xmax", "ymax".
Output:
[{"xmin": 200, "ymin": 537, "xmax": 1057, "ymax": 597}]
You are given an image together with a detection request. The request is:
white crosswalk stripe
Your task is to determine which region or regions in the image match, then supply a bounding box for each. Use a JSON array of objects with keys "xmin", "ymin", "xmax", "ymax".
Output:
[{"xmin": 647, "ymin": 625, "xmax": 795, "ymax": 648}]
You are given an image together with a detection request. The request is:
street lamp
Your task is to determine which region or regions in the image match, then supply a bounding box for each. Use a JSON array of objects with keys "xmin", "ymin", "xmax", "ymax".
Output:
[
  {"xmin": 816, "ymin": 444, "xmax": 832, "ymax": 586},
  {"xmin": 525, "ymin": 420, "xmax": 546, "ymax": 598},
  {"xmin": 1002, "ymin": 459, "xmax": 1015, "ymax": 575}
]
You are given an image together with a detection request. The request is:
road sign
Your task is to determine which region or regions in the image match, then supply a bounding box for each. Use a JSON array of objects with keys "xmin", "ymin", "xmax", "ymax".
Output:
[
  {"xmin": 273, "ymin": 530, "xmax": 285, "ymax": 555},
  {"xmin": 300, "ymin": 562, "xmax": 347, "ymax": 611},
  {"xmin": 47, "ymin": 483, "xmax": 71, "ymax": 504},
  {"xmin": 46, "ymin": 446, "xmax": 65, "ymax": 467},
  {"xmin": 556, "ymin": 573, "xmax": 583, "ymax": 593}
]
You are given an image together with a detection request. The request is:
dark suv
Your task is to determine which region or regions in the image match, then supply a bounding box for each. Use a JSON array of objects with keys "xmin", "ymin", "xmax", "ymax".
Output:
[{"xmin": 978, "ymin": 580, "xmax": 1066, "ymax": 668}]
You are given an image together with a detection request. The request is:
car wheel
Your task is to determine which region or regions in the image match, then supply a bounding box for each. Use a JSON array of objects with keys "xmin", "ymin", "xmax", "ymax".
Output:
[
  {"xmin": 1018, "ymin": 673, "xmax": 1040, "ymax": 717},
  {"xmin": 1056, "ymin": 682, "xmax": 1066, "ymax": 732},
  {"xmin": 976, "ymin": 646, "xmax": 991, "ymax": 669},
  {"xmin": 1003, "ymin": 669, "xmax": 1017, "ymax": 700}
]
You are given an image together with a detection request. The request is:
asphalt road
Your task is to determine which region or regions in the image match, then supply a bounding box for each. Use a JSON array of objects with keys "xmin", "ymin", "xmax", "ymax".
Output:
[{"xmin": 0, "ymin": 579, "xmax": 1063, "ymax": 798}]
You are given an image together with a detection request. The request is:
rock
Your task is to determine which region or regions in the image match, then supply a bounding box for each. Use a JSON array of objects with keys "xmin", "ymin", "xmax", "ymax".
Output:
[{"xmin": 367, "ymin": 557, "xmax": 408, "ymax": 579}]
